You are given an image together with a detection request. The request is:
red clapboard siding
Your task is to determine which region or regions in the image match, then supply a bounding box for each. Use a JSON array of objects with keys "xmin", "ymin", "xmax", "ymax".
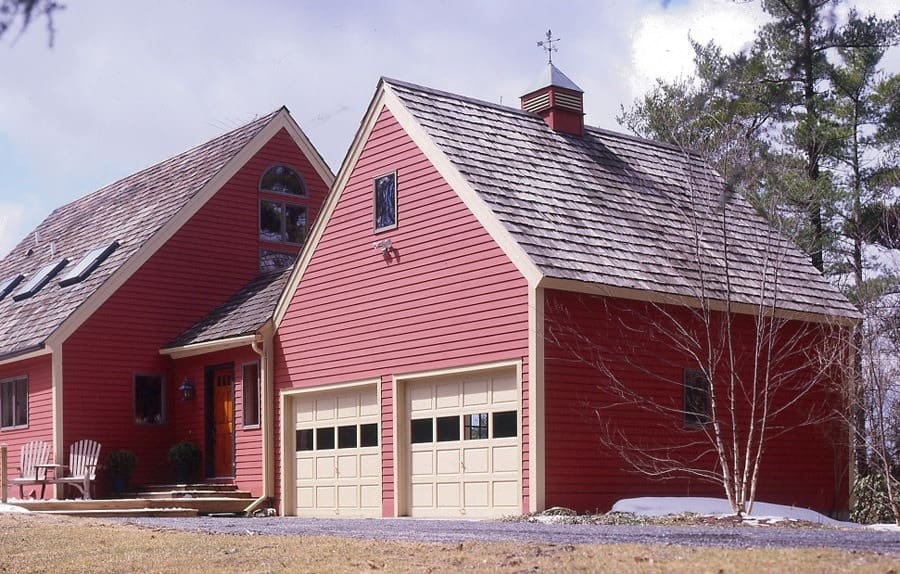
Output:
[
  {"xmin": 0, "ymin": 355, "xmax": 53, "ymax": 499},
  {"xmin": 543, "ymin": 288, "xmax": 849, "ymax": 516},
  {"xmin": 274, "ymin": 107, "xmax": 530, "ymax": 515},
  {"xmin": 60, "ymin": 129, "xmax": 328, "ymax": 493}
]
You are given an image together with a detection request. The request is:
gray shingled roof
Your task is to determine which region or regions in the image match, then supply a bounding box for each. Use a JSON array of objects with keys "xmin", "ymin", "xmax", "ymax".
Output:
[
  {"xmin": 0, "ymin": 110, "xmax": 282, "ymax": 360},
  {"xmin": 385, "ymin": 79, "xmax": 858, "ymax": 319},
  {"xmin": 165, "ymin": 267, "xmax": 292, "ymax": 348}
]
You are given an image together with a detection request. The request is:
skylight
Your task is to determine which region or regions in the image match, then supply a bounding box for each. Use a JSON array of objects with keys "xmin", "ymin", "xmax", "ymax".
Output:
[
  {"xmin": 59, "ymin": 241, "xmax": 119, "ymax": 287},
  {"xmin": 12, "ymin": 259, "xmax": 69, "ymax": 301},
  {"xmin": 0, "ymin": 274, "xmax": 24, "ymax": 302}
]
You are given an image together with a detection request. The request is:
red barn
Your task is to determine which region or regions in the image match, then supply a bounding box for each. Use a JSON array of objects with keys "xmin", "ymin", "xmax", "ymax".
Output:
[
  {"xmin": 270, "ymin": 67, "xmax": 857, "ymax": 518},
  {"xmin": 0, "ymin": 108, "xmax": 332, "ymax": 499}
]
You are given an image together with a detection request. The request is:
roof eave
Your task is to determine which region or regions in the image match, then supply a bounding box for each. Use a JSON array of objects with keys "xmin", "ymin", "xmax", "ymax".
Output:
[
  {"xmin": 160, "ymin": 334, "xmax": 257, "ymax": 360},
  {"xmin": 0, "ymin": 343, "xmax": 49, "ymax": 366}
]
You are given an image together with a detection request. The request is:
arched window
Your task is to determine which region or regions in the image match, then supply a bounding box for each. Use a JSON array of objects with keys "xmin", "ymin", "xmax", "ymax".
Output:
[{"xmin": 259, "ymin": 165, "xmax": 306, "ymax": 196}]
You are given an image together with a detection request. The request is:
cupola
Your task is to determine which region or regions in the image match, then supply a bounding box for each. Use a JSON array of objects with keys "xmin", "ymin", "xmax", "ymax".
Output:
[{"xmin": 520, "ymin": 62, "xmax": 585, "ymax": 136}]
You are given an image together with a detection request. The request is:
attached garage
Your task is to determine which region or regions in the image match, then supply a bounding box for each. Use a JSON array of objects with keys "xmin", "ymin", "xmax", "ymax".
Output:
[
  {"xmin": 287, "ymin": 383, "xmax": 381, "ymax": 517},
  {"xmin": 399, "ymin": 366, "xmax": 521, "ymax": 518}
]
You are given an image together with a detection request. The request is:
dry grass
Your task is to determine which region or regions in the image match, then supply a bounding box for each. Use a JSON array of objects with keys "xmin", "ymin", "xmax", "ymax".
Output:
[{"xmin": 0, "ymin": 513, "xmax": 897, "ymax": 573}]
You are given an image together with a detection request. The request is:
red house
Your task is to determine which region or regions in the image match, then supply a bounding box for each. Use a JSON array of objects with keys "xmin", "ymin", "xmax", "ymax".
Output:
[
  {"xmin": 0, "ymin": 108, "xmax": 332, "ymax": 499},
  {"xmin": 269, "ymin": 67, "xmax": 857, "ymax": 518}
]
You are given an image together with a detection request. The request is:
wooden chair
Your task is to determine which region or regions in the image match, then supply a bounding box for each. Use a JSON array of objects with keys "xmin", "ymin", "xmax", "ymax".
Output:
[
  {"xmin": 48, "ymin": 439, "xmax": 101, "ymax": 500},
  {"xmin": 9, "ymin": 440, "xmax": 51, "ymax": 499}
]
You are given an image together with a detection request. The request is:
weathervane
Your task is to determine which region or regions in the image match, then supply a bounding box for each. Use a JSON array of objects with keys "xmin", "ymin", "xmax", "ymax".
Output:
[{"xmin": 536, "ymin": 29, "xmax": 560, "ymax": 64}]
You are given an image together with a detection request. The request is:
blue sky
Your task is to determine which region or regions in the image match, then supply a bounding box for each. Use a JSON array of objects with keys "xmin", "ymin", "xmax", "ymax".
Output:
[{"xmin": 0, "ymin": 0, "xmax": 896, "ymax": 257}]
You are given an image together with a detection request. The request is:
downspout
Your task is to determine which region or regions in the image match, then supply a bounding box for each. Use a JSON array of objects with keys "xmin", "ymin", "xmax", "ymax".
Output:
[{"xmin": 244, "ymin": 324, "xmax": 275, "ymax": 514}]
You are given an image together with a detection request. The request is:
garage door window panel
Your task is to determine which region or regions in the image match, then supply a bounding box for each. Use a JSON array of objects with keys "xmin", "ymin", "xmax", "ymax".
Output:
[
  {"xmin": 338, "ymin": 425, "xmax": 357, "ymax": 448},
  {"xmin": 360, "ymin": 423, "xmax": 379, "ymax": 447},
  {"xmin": 296, "ymin": 429, "xmax": 313, "ymax": 451},
  {"xmin": 411, "ymin": 418, "xmax": 433, "ymax": 443},
  {"xmin": 317, "ymin": 427, "xmax": 335, "ymax": 450},
  {"xmin": 464, "ymin": 413, "xmax": 489, "ymax": 440},
  {"xmin": 492, "ymin": 411, "xmax": 517, "ymax": 438},
  {"xmin": 436, "ymin": 416, "xmax": 459, "ymax": 442}
]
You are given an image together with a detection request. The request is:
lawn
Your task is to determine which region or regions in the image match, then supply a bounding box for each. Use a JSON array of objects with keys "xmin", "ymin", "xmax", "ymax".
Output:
[{"xmin": 0, "ymin": 513, "xmax": 897, "ymax": 573}]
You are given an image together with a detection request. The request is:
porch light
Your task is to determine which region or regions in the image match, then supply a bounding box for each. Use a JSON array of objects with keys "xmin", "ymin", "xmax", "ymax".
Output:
[{"xmin": 179, "ymin": 377, "xmax": 196, "ymax": 401}]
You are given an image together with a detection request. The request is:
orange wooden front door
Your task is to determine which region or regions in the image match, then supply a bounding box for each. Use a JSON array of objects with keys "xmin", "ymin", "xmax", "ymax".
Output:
[{"xmin": 212, "ymin": 369, "xmax": 234, "ymax": 477}]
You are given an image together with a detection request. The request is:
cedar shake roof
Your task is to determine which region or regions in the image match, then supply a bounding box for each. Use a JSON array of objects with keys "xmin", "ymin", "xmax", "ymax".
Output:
[
  {"xmin": 165, "ymin": 267, "xmax": 292, "ymax": 348},
  {"xmin": 384, "ymin": 78, "xmax": 859, "ymax": 320},
  {"xmin": 0, "ymin": 110, "xmax": 283, "ymax": 360}
]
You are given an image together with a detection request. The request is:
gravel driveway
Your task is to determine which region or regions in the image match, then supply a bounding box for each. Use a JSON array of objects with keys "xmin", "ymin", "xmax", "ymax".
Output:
[{"xmin": 112, "ymin": 517, "xmax": 900, "ymax": 555}]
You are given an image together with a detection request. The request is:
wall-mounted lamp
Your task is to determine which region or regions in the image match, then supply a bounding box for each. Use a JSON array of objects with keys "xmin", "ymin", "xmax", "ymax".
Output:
[
  {"xmin": 373, "ymin": 239, "xmax": 392, "ymax": 254},
  {"xmin": 179, "ymin": 377, "xmax": 196, "ymax": 401}
]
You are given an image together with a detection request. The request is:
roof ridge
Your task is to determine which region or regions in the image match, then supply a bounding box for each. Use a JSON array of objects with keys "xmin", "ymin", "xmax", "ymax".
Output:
[{"xmin": 383, "ymin": 77, "xmax": 708, "ymax": 162}]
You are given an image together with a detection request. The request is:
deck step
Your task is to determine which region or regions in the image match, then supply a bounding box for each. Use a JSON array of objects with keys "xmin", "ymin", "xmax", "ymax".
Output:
[
  {"xmin": 37, "ymin": 507, "xmax": 199, "ymax": 518},
  {"xmin": 12, "ymin": 497, "xmax": 252, "ymax": 516}
]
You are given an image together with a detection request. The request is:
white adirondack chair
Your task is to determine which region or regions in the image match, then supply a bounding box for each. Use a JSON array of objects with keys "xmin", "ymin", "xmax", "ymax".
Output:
[
  {"xmin": 50, "ymin": 439, "xmax": 101, "ymax": 499},
  {"xmin": 9, "ymin": 440, "xmax": 51, "ymax": 499}
]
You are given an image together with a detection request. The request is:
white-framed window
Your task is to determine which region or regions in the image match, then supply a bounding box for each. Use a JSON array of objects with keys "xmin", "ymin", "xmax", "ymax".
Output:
[
  {"xmin": 242, "ymin": 362, "xmax": 260, "ymax": 428},
  {"xmin": 134, "ymin": 374, "xmax": 165, "ymax": 425},
  {"xmin": 373, "ymin": 171, "xmax": 397, "ymax": 232},
  {"xmin": 259, "ymin": 200, "xmax": 307, "ymax": 245},
  {"xmin": 260, "ymin": 165, "xmax": 306, "ymax": 197},
  {"xmin": 0, "ymin": 376, "xmax": 27, "ymax": 429},
  {"xmin": 683, "ymin": 368, "xmax": 710, "ymax": 428}
]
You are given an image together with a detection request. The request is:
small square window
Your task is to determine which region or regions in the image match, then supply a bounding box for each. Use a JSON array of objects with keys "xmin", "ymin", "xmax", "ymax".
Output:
[
  {"xmin": 410, "ymin": 418, "xmax": 433, "ymax": 444},
  {"xmin": 360, "ymin": 423, "xmax": 379, "ymax": 447},
  {"xmin": 492, "ymin": 411, "xmax": 517, "ymax": 438},
  {"xmin": 260, "ymin": 201, "xmax": 306, "ymax": 245},
  {"xmin": 683, "ymin": 368, "xmax": 710, "ymax": 428},
  {"xmin": 464, "ymin": 413, "xmax": 489, "ymax": 440},
  {"xmin": 436, "ymin": 416, "xmax": 460, "ymax": 442},
  {"xmin": 373, "ymin": 172, "xmax": 397, "ymax": 232},
  {"xmin": 338, "ymin": 425, "xmax": 357, "ymax": 449},
  {"xmin": 317, "ymin": 427, "xmax": 336, "ymax": 450},
  {"xmin": 296, "ymin": 429, "xmax": 313, "ymax": 451},
  {"xmin": 242, "ymin": 363, "xmax": 260, "ymax": 428},
  {"xmin": 134, "ymin": 375, "xmax": 165, "ymax": 425},
  {"xmin": 0, "ymin": 376, "xmax": 27, "ymax": 429}
]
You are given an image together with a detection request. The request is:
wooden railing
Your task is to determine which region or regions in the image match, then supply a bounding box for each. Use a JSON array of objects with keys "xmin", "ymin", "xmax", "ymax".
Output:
[{"xmin": 1, "ymin": 444, "xmax": 7, "ymax": 504}]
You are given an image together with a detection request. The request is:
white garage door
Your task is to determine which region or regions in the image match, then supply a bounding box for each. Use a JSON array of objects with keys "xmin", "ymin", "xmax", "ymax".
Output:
[
  {"xmin": 406, "ymin": 369, "xmax": 520, "ymax": 518},
  {"xmin": 293, "ymin": 386, "xmax": 381, "ymax": 517}
]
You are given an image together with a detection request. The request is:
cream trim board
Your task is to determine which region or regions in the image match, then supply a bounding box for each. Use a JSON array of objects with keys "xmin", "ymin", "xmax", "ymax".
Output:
[
  {"xmin": 392, "ymin": 359, "xmax": 523, "ymax": 385},
  {"xmin": 49, "ymin": 345, "xmax": 63, "ymax": 499},
  {"xmin": 279, "ymin": 110, "xmax": 336, "ymax": 188},
  {"xmin": 279, "ymin": 377, "xmax": 381, "ymax": 398},
  {"xmin": 47, "ymin": 113, "xmax": 297, "ymax": 350},
  {"xmin": 159, "ymin": 335, "xmax": 256, "ymax": 359},
  {"xmin": 273, "ymin": 87, "xmax": 390, "ymax": 328},
  {"xmin": 528, "ymin": 285, "xmax": 545, "ymax": 513},
  {"xmin": 0, "ymin": 346, "xmax": 50, "ymax": 367},
  {"xmin": 539, "ymin": 277, "xmax": 858, "ymax": 327},
  {"xmin": 381, "ymin": 85, "xmax": 543, "ymax": 287}
]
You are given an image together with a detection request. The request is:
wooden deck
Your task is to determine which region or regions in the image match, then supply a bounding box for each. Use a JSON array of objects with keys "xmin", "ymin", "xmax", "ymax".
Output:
[{"xmin": 9, "ymin": 484, "xmax": 259, "ymax": 518}]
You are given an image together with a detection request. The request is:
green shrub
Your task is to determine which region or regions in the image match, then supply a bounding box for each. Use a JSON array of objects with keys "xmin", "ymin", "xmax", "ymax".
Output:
[{"xmin": 851, "ymin": 472, "xmax": 900, "ymax": 524}]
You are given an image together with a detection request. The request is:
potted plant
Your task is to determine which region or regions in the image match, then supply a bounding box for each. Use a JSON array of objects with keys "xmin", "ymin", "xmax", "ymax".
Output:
[
  {"xmin": 105, "ymin": 449, "xmax": 137, "ymax": 494},
  {"xmin": 167, "ymin": 441, "xmax": 201, "ymax": 484}
]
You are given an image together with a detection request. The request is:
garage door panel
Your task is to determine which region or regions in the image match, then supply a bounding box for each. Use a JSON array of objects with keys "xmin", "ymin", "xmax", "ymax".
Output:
[
  {"xmin": 492, "ymin": 445, "xmax": 519, "ymax": 472},
  {"xmin": 297, "ymin": 458, "xmax": 314, "ymax": 480},
  {"xmin": 436, "ymin": 382, "xmax": 459, "ymax": 408},
  {"xmin": 436, "ymin": 449, "xmax": 460, "ymax": 474},
  {"xmin": 493, "ymin": 481, "xmax": 519, "ymax": 507},
  {"xmin": 436, "ymin": 482, "xmax": 460, "ymax": 507},
  {"xmin": 464, "ymin": 482, "xmax": 489, "ymax": 507},
  {"xmin": 360, "ymin": 453, "xmax": 380, "ymax": 477},
  {"xmin": 464, "ymin": 447, "xmax": 489, "ymax": 473},
  {"xmin": 406, "ymin": 369, "xmax": 521, "ymax": 519},
  {"xmin": 337, "ymin": 455, "xmax": 357, "ymax": 477},
  {"xmin": 462, "ymin": 379, "xmax": 488, "ymax": 406},
  {"xmin": 293, "ymin": 385, "xmax": 381, "ymax": 517}
]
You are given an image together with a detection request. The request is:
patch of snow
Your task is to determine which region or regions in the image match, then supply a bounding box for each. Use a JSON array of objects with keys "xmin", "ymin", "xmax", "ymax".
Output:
[
  {"xmin": 866, "ymin": 523, "xmax": 900, "ymax": 532},
  {"xmin": 611, "ymin": 496, "xmax": 852, "ymax": 527}
]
